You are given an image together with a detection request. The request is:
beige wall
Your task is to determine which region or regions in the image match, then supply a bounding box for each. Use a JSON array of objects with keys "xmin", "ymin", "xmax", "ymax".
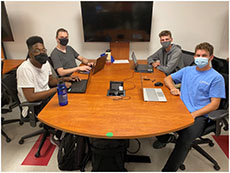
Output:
[{"xmin": 3, "ymin": 1, "xmax": 229, "ymax": 60}]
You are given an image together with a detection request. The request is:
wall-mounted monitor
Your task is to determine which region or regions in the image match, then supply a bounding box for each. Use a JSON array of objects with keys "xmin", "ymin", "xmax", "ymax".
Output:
[{"xmin": 81, "ymin": 1, "xmax": 153, "ymax": 42}]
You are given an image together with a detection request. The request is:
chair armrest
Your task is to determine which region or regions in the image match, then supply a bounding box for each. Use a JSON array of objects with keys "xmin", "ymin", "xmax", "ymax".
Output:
[
  {"xmin": 208, "ymin": 109, "xmax": 228, "ymax": 136},
  {"xmin": 208, "ymin": 109, "xmax": 228, "ymax": 121},
  {"xmin": 20, "ymin": 101, "xmax": 42, "ymax": 107},
  {"xmin": 20, "ymin": 101, "xmax": 42, "ymax": 127}
]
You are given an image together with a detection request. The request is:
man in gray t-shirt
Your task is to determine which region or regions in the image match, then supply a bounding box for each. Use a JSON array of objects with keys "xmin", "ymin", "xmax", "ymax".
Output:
[
  {"xmin": 147, "ymin": 30, "xmax": 184, "ymax": 75},
  {"xmin": 50, "ymin": 28, "xmax": 92, "ymax": 77}
]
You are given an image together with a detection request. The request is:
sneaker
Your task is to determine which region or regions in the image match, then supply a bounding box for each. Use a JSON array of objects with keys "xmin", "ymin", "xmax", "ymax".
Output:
[
  {"xmin": 153, "ymin": 134, "xmax": 176, "ymax": 149},
  {"xmin": 50, "ymin": 134, "xmax": 61, "ymax": 147},
  {"xmin": 153, "ymin": 140, "xmax": 167, "ymax": 149}
]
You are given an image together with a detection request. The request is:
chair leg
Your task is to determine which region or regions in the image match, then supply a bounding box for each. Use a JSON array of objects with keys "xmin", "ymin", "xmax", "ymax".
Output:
[
  {"xmin": 35, "ymin": 130, "xmax": 49, "ymax": 158},
  {"xmin": 2, "ymin": 119, "xmax": 21, "ymax": 125},
  {"xmin": 19, "ymin": 129, "xmax": 46, "ymax": 144},
  {"xmin": 1, "ymin": 129, "xmax": 11, "ymax": 143},
  {"xmin": 192, "ymin": 144, "xmax": 220, "ymax": 170}
]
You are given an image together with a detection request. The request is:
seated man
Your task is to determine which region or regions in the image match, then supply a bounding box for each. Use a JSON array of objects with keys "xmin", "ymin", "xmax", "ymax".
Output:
[
  {"xmin": 147, "ymin": 30, "xmax": 184, "ymax": 75},
  {"xmin": 153, "ymin": 42, "xmax": 225, "ymax": 171},
  {"xmin": 51, "ymin": 28, "xmax": 92, "ymax": 77},
  {"xmin": 17, "ymin": 36, "xmax": 76, "ymax": 145}
]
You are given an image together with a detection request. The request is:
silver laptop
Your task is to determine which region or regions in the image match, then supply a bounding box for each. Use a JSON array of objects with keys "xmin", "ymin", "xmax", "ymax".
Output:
[
  {"xmin": 132, "ymin": 52, "xmax": 153, "ymax": 73},
  {"xmin": 140, "ymin": 74, "xmax": 167, "ymax": 102}
]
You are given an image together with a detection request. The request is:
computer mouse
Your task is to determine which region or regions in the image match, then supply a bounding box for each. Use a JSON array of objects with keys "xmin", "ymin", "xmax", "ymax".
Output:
[{"xmin": 154, "ymin": 82, "xmax": 163, "ymax": 87}]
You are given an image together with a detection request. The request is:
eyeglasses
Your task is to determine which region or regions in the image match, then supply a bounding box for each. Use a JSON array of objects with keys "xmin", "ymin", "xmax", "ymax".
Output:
[{"xmin": 32, "ymin": 48, "xmax": 47, "ymax": 54}]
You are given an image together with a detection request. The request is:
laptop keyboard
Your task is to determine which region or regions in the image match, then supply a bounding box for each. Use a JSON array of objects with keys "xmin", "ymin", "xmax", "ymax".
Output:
[
  {"xmin": 145, "ymin": 88, "xmax": 158, "ymax": 99},
  {"xmin": 69, "ymin": 80, "xmax": 88, "ymax": 92}
]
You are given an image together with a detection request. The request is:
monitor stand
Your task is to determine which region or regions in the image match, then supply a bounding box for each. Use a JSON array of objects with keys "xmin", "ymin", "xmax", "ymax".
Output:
[{"xmin": 110, "ymin": 42, "xmax": 130, "ymax": 60}]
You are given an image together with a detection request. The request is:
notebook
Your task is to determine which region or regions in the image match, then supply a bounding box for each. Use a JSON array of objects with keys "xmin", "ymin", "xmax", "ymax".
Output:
[
  {"xmin": 140, "ymin": 74, "xmax": 167, "ymax": 102},
  {"xmin": 67, "ymin": 69, "xmax": 92, "ymax": 93},
  {"xmin": 132, "ymin": 52, "xmax": 153, "ymax": 73}
]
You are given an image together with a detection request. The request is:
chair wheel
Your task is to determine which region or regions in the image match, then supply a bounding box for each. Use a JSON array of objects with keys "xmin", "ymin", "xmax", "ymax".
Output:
[
  {"xmin": 80, "ymin": 168, "xmax": 85, "ymax": 172},
  {"xmin": 6, "ymin": 138, "xmax": 11, "ymax": 143},
  {"xmin": 19, "ymin": 139, "xmax": 24, "ymax": 144},
  {"xmin": 19, "ymin": 121, "xmax": 24, "ymax": 125},
  {"xmin": 35, "ymin": 152, "xmax": 40, "ymax": 158},
  {"xmin": 214, "ymin": 165, "xmax": 220, "ymax": 170},
  {"xmin": 39, "ymin": 123, "xmax": 43, "ymax": 128},
  {"xmin": 209, "ymin": 142, "xmax": 214, "ymax": 147},
  {"xmin": 224, "ymin": 126, "xmax": 228, "ymax": 131},
  {"xmin": 179, "ymin": 164, "xmax": 185, "ymax": 170}
]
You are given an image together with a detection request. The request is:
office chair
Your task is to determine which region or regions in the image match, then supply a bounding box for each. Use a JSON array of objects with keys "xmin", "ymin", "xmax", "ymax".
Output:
[
  {"xmin": 2, "ymin": 69, "xmax": 55, "ymax": 157},
  {"xmin": 181, "ymin": 50, "xmax": 195, "ymax": 67},
  {"xmin": 176, "ymin": 72, "xmax": 229, "ymax": 171},
  {"xmin": 2, "ymin": 71, "xmax": 23, "ymax": 142}
]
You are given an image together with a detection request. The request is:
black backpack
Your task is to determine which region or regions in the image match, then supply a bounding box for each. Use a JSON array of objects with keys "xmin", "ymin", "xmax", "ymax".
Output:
[
  {"xmin": 57, "ymin": 133, "xmax": 87, "ymax": 171},
  {"xmin": 91, "ymin": 138, "xmax": 129, "ymax": 171}
]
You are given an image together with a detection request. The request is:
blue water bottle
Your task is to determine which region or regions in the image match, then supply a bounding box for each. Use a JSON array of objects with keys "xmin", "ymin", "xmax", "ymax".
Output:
[{"xmin": 57, "ymin": 82, "xmax": 68, "ymax": 106}]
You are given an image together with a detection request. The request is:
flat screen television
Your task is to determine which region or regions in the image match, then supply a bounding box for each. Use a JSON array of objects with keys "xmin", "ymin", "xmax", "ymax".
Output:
[
  {"xmin": 1, "ymin": 2, "xmax": 14, "ymax": 41},
  {"xmin": 81, "ymin": 1, "xmax": 153, "ymax": 42}
]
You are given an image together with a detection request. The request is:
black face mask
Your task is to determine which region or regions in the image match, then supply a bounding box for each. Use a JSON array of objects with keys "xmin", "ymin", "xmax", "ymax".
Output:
[
  {"xmin": 34, "ymin": 53, "xmax": 48, "ymax": 64},
  {"xmin": 59, "ymin": 38, "xmax": 69, "ymax": 46}
]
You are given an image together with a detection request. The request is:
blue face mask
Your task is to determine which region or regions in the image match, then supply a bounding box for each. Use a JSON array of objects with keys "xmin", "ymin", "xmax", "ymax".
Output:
[{"xmin": 194, "ymin": 57, "xmax": 209, "ymax": 68}]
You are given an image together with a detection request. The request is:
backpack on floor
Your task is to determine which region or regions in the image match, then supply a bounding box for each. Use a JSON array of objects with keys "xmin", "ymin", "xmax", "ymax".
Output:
[
  {"xmin": 91, "ymin": 138, "xmax": 129, "ymax": 172},
  {"xmin": 57, "ymin": 133, "xmax": 86, "ymax": 171}
]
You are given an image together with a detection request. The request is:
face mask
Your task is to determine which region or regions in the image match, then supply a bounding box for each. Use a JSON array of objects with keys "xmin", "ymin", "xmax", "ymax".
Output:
[
  {"xmin": 59, "ymin": 38, "xmax": 69, "ymax": 46},
  {"xmin": 161, "ymin": 41, "xmax": 171, "ymax": 49},
  {"xmin": 34, "ymin": 53, "xmax": 48, "ymax": 64},
  {"xmin": 194, "ymin": 57, "xmax": 209, "ymax": 68}
]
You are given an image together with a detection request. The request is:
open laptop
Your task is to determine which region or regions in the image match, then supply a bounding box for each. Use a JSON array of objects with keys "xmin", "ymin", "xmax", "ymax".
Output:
[
  {"xmin": 140, "ymin": 74, "xmax": 167, "ymax": 102},
  {"xmin": 68, "ymin": 69, "xmax": 93, "ymax": 93},
  {"xmin": 132, "ymin": 52, "xmax": 153, "ymax": 73},
  {"xmin": 92, "ymin": 55, "xmax": 107, "ymax": 75}
]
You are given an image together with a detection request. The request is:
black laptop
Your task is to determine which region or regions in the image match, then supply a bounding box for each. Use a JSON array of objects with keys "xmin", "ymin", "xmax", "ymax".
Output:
[
  {"xmin": 67, "ymin": 70, "xmax": 92, "ymax": 93},
  {"xmin": 132, "ymin": 52, "xmax": 153, "ymax": 73}
]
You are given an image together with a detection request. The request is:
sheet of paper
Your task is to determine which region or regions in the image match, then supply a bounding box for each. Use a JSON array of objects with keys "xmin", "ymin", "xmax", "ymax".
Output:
[{"xmin": 113, "ymin": 60, "xmax": 129, "ymax": 64}]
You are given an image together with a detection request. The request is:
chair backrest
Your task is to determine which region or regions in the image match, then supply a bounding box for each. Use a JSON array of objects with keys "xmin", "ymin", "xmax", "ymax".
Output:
[
  {"xmin": 212, "ymin": 57, "xmax": 229, "ymax": 74},
  {"xmin": 47, "ymin": 56, "xmax": 59, "ymax": 78},
  {"xmin": 219, "ymin": 72, "xmax": 229, "ymax": 110},
  {"xmin": 1, "ymin": 69, "xmax": 21, "ymax": 111},
  {"xmin": 181, "ymin": 50, "xmax": 195, "ymax": 67}
]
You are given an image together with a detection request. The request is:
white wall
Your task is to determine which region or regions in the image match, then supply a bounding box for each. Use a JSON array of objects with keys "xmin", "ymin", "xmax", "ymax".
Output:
[{"xmin": 3, "ymin": 1, "xmax": 229, "ymax": 60}]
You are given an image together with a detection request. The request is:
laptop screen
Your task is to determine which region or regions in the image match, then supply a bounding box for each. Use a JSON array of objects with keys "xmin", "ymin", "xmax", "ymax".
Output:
[{"xmin": 131, "ymin": 52, "xmax": 138, "ymax": 67}]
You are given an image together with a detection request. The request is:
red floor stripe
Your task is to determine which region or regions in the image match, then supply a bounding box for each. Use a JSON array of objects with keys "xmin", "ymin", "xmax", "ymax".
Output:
[
  {"xmin": 21, "ymin": 135, "xmax": 56, "ymax": 166},
  {"xmin": 212, "ymin": 135, "xmax": 229, "ymax": 158}
]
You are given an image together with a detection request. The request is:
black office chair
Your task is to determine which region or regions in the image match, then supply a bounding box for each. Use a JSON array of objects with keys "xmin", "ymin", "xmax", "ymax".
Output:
[
  {"xmin": 2, "ymin": 71, "xmax": 23, "ymax": 142},
  {"xmin": 176, "ymin": 72, "xmax": 229, "ymax": 171},
  {"xmin": 181, "ymin": 50, "xmax": 195, "ymax": 67},
  {"xmin": 2, "ymin": 69, "xmax": 55, "ymax": 157},
  {"xmin": 212, "ymin": 56, "xmax": 229, "ymax": 74}
]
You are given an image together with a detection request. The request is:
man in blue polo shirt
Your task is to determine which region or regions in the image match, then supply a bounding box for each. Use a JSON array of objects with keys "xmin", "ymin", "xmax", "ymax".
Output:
[{"xmin": 153, "ymin": 42, "xmax": 225, "ymax": 171}]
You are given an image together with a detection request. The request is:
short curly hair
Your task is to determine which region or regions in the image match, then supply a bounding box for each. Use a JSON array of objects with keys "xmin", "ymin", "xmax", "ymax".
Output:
[
  {"xmin": 159, "ymin": 30, "xmax": 172, "ymax": 38},
  {"xmin": 195, "ymin": 42, "xmax": 214, "ymax": 56}
]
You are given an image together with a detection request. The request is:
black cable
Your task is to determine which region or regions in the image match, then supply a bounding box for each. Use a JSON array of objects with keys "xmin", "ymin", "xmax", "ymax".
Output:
[{"xmin": 127, "ymin": 138, "xmax": 141, "ymax": 154}]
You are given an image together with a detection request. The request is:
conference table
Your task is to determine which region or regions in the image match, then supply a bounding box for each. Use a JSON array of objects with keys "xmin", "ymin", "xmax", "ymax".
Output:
[
  {"xmin": 38, "ymin": 61, "xmax": 194, "ymax": 139},
  {"xmin": 2, "ymin": 59, "xmax": 25, "ymax": 75}
]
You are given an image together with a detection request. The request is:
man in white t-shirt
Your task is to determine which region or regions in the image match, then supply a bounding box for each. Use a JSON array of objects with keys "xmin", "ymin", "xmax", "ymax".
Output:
[{"xmin": 17, "ymin": 36, "xmax": 76, "ymax": 145}]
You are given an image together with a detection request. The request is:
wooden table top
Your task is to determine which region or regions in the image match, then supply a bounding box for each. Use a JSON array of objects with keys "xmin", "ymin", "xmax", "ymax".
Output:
[
  {"xmin": 2, "ymin": 59, "xmax": 24, "ymax": 74},
  {"xmin": 38, "ymin": 62, "xmax": 194, "ymax": 139}
]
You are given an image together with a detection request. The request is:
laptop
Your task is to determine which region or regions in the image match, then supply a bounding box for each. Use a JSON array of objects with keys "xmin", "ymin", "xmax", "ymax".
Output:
[
  {"xmin": 92, "ymin": 55, "xmax": 107, "ymax": 75},
  {"xmin": 132, "ymin": 52, "xmax": 153, "ymax": 73},
  {"xmin": 67, "ymin": 69, "xmax": 92, "ymax": 93},
  {"xmin": 140, "ymin": 74, "xmax": 167, "ymax": 102}
]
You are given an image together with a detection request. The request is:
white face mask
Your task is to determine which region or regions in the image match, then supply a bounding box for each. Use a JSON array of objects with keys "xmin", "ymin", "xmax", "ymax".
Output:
[{"xmin": 194, "ymin": 57, "xmax": 209, "ymax": 68}]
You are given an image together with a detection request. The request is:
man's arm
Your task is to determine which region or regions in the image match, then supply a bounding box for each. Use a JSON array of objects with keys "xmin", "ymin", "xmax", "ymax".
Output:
[
  {"xmin": 164, "ymin": 75, "xmax": 181, "ymax": 96},
  {"xmin": 57, "ymin": 66, "xmax": 91, "ymax": 76},
  {"xmin": 157, "ymin": 51, "xmax": 182, "ymax": 75},
  {"xmin": 77, "ymin": 55, "xmax": 90, "ymax": 65},
  {"xmin": 147, "ymin": 50, "xmax": 160, "ymax": 65},
  {"xmin": 191, "ymin": 98, "xmax": 221, "ymax": 118},
  {"xmin": 22, "ymin": 87, "xmax": 57, "ymax": 102}
]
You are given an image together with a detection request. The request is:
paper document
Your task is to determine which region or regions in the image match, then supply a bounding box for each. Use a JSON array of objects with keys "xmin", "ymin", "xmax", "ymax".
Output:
[{"xmin": 113, "ymin": 60, "xmax": 129, "ymax": 64}]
